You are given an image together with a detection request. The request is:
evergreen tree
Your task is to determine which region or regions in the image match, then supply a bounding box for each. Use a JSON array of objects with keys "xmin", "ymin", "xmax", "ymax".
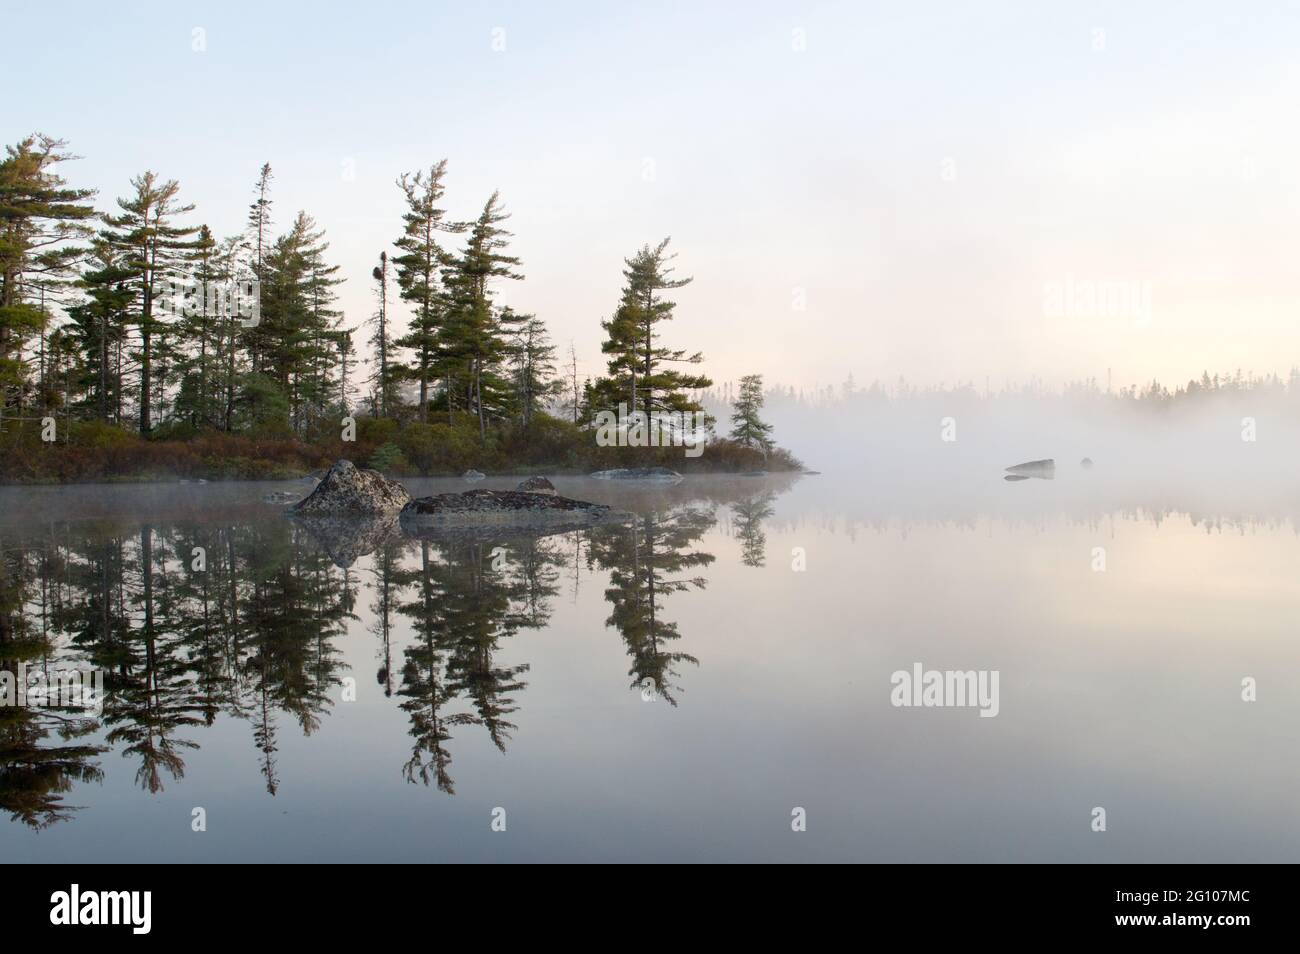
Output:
[
  {"xmin": 256, "ymin": 211, "xmax": 344, "ymax": 432},
  {"xmin": 508, "ymin": 314, "xmax": 559, "ymax": 428},
  {"xmin": 0, "ymin": 134, "xmax": 97, "ymax": 420},
  {"xmin": 367, "ymin": 251, "xmax": 400, "ymax": 417},
  {"xmin": 728, "ymin": 373, "xmax": 774, "ymax": 457},
  {"xmin": 392, "ymin": 161, "xmax": 461, "ymax": 423},
  {"xmin": 589, "ymin": 238, "xmax": 711, "ymax": 430},
  {"xmin": 67, "ymin": 240, "xmax": 133, "ymax": 422},
  {"xmin": 441, "ymin": 191, "xmax": 523, "ymax": 438},
  {"xmin": 172, "ymin": 225, "xmax": 220, "ymax": 427},
  {"xmin": 100, "ymin": 172, "xmax": 198, "ymax": 433},
  {"xmin": 240, "ymin": 163, "xmax": 274, "ymax": 374}
]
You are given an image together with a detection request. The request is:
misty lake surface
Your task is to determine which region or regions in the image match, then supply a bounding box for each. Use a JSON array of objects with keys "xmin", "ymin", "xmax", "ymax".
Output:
[{"xmin": 3, "ymin": 472, "xmax": 1298, "ymax": 862}]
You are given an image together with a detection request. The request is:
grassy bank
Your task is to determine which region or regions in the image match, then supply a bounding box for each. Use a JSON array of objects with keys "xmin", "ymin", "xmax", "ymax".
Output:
[{"xmin": 0, "ymin": 413, "xmax": 802, "ymax": 484}]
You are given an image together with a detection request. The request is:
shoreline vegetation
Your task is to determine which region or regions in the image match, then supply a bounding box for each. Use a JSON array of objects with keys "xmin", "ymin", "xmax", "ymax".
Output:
[
  {"xmin": 0, "ymin": 136, "xmax": 797, "ymax": 483},
  {"xmin": 0, "ymin": 419, "xmax": 803, "ymax": 485}
]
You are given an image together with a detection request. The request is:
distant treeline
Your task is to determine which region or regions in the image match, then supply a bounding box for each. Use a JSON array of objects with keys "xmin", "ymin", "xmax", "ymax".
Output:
[{"xmin": 706, "ymin": 369, "xmax": 1300, "ymax": 412}]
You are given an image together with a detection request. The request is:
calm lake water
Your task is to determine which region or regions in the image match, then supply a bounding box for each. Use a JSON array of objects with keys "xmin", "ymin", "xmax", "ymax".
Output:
[{"xmin": 2, "ymin": 473, "xmax": 1298, "ymax": 862}]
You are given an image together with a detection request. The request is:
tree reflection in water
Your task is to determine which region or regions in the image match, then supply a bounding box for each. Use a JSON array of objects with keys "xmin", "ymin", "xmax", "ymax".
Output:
[{"xmin": 0, "ymin": 481, "xmax": 769, "ymax": 823}]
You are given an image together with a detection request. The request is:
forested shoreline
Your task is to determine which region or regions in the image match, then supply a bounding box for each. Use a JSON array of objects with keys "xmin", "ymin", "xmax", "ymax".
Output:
[{"xmin": 0, "ymin": 135, "xmax": 794, "ymax": 482}]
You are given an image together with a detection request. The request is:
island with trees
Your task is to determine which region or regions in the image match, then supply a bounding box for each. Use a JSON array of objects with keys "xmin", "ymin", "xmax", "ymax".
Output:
[{"xmin": 0, "ymin": 135, "xmax": 799, "ymax": 483}]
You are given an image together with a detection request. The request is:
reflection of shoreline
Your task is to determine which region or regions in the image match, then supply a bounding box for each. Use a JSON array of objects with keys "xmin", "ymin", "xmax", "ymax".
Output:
[
  {"xmin": 761, "ymin": 504, "xmax": 1300, "ymax": 537},
  {"xmin": 0, "ymin": 482, "xmax": 736, "ymax": 822}
]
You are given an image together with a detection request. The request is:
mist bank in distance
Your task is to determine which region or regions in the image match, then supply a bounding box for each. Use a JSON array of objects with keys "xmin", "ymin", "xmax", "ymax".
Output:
[{"xmin": 699, "ymin": 374, "xmax": 1300, "ymax": 516}]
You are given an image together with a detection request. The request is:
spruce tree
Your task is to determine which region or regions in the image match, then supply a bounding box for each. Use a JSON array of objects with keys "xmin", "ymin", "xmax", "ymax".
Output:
[
  {"xmin": 257, "ymin": 211, "xmax": 343, "ymax": 432},
  {"xmin": 392, "ymin": 161, "xmax": 462, "ymax": 423},
  {"xmin": 100, "ymin": 172, "xmax": 198, "ymax": 433},
  {"xmin": 728, "ymin": 373, "xmax": 774, "ymax": 458}
]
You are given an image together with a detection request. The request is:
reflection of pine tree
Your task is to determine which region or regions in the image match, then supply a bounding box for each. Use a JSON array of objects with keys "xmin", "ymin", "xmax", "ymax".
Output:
[
  {"xmin": 586, "ymin": 508, "xmax": 716, "ymax": 705},
  {"xmin": 101, "ymin": 527, "xmax": 202, "ymax": 793},
  {"xmin": 0, "ymin": 706, "xmax": 104, "ymax": 829},
  {"xmin": 169, "ymin": 526, "xmax": 235, "ymax": 725},
  {"xmin": 395, "ymin": 534, "xmax": 560, "ymax": 790},
  {"xmin": 0, "ymin": 544, "xmax": 105, "ymax": 828},
  {"xmin": 0, "ymin": 515, "xmax": 360, "ymax": 814},
  {"xmin": 241, "ymin": 521, "xmax": 353, "ymax": 794},
  {"xmin": 394, "ymin": 542, "xmax": 470, "ymax": 792},
  {"xmin": 440, "ymin": 542, "xmax": 531, "ymax": 749},
  {"xmin": 369, "ymin": 538, "xmax": 406, "ymax": 698},
  {"xmin": 731, "ymin": 493, "xmax": 776, "ymax": 568},
  {"xmin": 516, "ymin": 537, "xmax": 563, "ymax": 626}
]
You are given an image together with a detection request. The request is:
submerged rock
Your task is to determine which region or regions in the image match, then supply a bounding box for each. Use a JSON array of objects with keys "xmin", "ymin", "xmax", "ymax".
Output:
[
  {"xmin": 589, "ymin": 467, "xmax": 683, "ymax": 482},
  {"xmin": 515, "ymin": 475, "xmax": 557, "ymax": 495},
  {"xmin": 463, "ymin": 469, "xmax": 486, "ymax": 482},
  {"xmin": 290, "ymin": 459, "xmax": 411, "ymax": 516},
  {"xmin": 263, "ymin": 490, "xmax": 303, "ymax": 504},
  {"xmin": 400, "ymin": 488, "xmax": 628, "ymax": 534},
  {"xmin": 1004, "ymin": 459, "xmax": 1055, "ymax": 480}
]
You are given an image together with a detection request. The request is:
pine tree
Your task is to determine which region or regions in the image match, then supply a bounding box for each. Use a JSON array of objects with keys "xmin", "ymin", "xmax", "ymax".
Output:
[
  {"xmin": 508, "ymin": 314, "xmax": 559, "ymax": 428},
  {"xmin": 100, "ymin": 172, "xmax": 198, "ymax": 433},
  {"xmin": 367, "ymin": 251, "xmax": 399, "ymax": 417},
  {"xmin": 442, "ymin": 191, "xmax": 523, "ymax": 439},
  {"xmin": 590, "ymin": 238, "xmax": 711, "ymax": 430},
  {"xmin": 303, "ymin": 237, "xmax": 346, "ymax": 428},
  {"xmin": 67, "ymin": 240, "xmax": 134, "ymax": 422},
  {"xmin": 172, "ymin": 225, "xmax": 219, "ymax": 427},
  {"xmin": 241, "ymin": 163, "xmax": 274, "ymax": 374},
  {"xmin": 729, "ymin": 373, "xmax": 774, "ymax": 458},
  {"xmin": 0, "ymin": 134, "xmax": 97, "ymax": 422},
  {"xmin": 392, "ymin": 161, "xmax": 462, "ymax": 423},
  {"xmin": 257, "ymin": 211, "xmax": 343, "ymax": 432}
]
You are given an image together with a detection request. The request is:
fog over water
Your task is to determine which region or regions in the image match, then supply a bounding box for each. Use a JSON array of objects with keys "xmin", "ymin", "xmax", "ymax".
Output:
[{"xmin": 2, "ymin": 434, "xmax": 1298, "ymax": 860}]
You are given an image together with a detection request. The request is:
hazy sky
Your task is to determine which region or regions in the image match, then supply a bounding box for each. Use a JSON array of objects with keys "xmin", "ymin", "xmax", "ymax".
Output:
[{"xmin": 11, "ymin": 1, "xmax": 1300, "ymax": 392}]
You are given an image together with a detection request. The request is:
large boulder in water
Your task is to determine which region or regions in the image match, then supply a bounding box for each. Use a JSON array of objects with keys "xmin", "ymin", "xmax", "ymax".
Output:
[{"xmin": 290, "ymin": 460, "xmax": 411, "ymax": 516}]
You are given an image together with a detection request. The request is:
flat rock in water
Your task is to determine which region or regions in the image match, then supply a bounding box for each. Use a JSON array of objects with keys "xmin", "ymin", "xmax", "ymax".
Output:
[
  {"xmin": 400, "ymin": 489, "xmax": 629, "ymax": 533},
  {"xmin": 290, "ymin": 459, "xmax": 411, "ymax": 515},
  {"xmin": 515, "ymin": 476, "xmax": 557, "ymax": 494},
  {"xmin": 1004, "ymin": 459, "xmax": 1055, "ymax": 479},
  {"xmin": 589, "ymin": 467, "xmax": 682, "ymax": 482},
  {"xmin": 264, "ymin": 490, "xmax": 303, "ymax": 504}
]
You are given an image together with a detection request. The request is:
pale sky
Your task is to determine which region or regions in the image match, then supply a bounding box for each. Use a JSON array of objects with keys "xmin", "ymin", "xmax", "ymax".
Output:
[{"xmin": 11, "ymin": 0, "xmax": 1300, "ymax": 392}]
